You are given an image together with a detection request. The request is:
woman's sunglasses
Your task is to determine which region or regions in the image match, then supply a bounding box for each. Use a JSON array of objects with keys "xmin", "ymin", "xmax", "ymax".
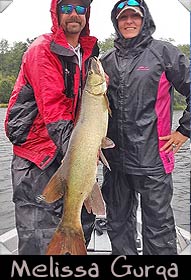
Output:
[
  {"xmin": 117, "ymin": 0, "xmax": 140, "ymax": 10},
  {"xmin": 60, "ymin": 4, "xmax": 87, "ymax": 15}
]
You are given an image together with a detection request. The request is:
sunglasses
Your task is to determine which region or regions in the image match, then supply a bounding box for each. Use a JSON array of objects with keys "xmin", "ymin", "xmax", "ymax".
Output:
[
  {"xmin": 60, "ymin": 4, "xmax": 87, "ymax": 15},
  {"xmin": 117, "ymin": 0, "xmax": 140, "ymax": 10}
]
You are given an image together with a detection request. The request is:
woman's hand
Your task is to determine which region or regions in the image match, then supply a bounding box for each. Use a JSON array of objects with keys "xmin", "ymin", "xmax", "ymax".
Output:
[{"xmin": 159, "ymin": 131, "xmax": 188, "ymax": 154}]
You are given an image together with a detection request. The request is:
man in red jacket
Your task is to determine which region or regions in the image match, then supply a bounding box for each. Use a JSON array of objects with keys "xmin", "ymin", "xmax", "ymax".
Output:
[{"xmin": 5, "ymin": 0, "xmax": 99, "ymax": 255}]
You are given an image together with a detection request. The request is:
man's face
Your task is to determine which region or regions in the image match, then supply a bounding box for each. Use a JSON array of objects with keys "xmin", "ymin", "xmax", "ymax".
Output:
[
  {"xmin": 58, "ymin": 0, "xmax": 87, "ymax": 35},
  {"xmin": 117, "ymin": 10, "xmax": 143, "ymax": 39}
]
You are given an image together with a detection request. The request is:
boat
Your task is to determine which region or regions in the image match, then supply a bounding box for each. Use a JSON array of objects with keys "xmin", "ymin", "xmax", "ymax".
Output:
[{"xmin": 0, "ymin": 212, "xmax": 190, "ymax": 255}]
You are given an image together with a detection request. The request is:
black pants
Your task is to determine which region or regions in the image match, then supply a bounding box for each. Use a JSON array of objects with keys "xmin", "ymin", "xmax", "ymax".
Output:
[
  {"xmin": 11, "ymin": 155, "xmax": 95, "ymax": 255},
  {"xmin": 102, "ymin": 167, "xmax": 177, "ymax": 255}
]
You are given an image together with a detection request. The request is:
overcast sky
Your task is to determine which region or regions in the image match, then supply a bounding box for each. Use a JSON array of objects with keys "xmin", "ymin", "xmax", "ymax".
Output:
[{"xmin": 0, "ymin": 0, "xmax": 190, "ymax": 45}]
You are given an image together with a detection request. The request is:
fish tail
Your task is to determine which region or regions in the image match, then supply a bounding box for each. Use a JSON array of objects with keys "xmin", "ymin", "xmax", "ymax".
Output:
[{"xmin": 46, "ymin": 227, "xmax": 87, "ymax": 255}]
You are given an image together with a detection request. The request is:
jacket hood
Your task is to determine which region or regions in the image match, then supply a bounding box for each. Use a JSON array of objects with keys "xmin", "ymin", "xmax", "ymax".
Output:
[
  {"xmin": 50, "ymin": 0, "xmax": 92, "ymax": 45},
  {"xmin": 111, "ymin": 0, "xmax": 156, "ymax": 52}
]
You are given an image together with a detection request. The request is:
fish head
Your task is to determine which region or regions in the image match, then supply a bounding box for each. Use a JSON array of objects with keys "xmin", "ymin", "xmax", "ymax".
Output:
[{"xmin": 84, "ymin": 57, "xmax": 107, "ymax": 96}]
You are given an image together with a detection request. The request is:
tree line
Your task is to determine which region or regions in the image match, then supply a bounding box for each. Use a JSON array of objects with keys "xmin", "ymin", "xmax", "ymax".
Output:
[
  {"xmin": 0, "ymin": 36, "xmax": 189, "ymax": 109},
  {"xmin": 0, "ymin": 38, "xmax": 34, "ymax": 105}
]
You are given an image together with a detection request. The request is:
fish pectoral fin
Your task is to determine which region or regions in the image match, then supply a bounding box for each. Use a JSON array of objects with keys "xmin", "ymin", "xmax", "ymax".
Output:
[
  {"xmin": 101, "ymin": 137, "xmax": 115, "ymax": 149},
  {"xmin": 99, "ymin": 149, "xmax": 111, "ymax": 171},
  {"xmin": 41, "ymin": 167, "xmax": 66, "ymax": 203},
  {"xmin": 46, "ymin": 227, "xmax": 87, "ymax": 255},
  {"xmin": 99, "ymin": 137, "xmax": 115, "ymax": 170},
  {"xmin": 84, "ymin": 181, "xmax": 106, "ymax": 216}
]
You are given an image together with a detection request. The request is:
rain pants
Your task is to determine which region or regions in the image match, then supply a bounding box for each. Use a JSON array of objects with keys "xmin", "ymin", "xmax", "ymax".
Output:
[{"xmin": 102, "ymin": 167, "xmax": 177, "ymax": 255}]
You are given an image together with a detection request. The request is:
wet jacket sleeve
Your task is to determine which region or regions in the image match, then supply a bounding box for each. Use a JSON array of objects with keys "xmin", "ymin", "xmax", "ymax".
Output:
[
  {"xmin": 164, "ymin": 45, "xmax": 190, "ymax": 138},
  {"xmin": 23, "ymin": 45, "xmax": 74, "ymax": 156},
  {"xmin": 46, "ymin": 120, "xmax": 73, "ymax": 156}
]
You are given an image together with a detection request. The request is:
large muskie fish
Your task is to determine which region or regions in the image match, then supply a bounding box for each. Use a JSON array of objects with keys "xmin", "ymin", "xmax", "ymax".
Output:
[{"xmin": 41, "ymin": 57, "xmax": 114, "ymax": 255}]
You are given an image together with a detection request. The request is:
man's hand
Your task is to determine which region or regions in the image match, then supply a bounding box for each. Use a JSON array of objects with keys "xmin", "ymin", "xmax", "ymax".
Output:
[{"xmin": 159, "ymin": 131, "xmax": 188, "ymax": 154}]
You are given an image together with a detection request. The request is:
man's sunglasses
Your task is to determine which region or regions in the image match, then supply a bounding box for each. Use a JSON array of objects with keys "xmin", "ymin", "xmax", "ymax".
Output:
[
  {"xmin": 117, "ymin": 0, "xmax": 141, "ymax": 10},
  {"xmin": 60, "ymin": 4, "xmax": 87, "ymax": 15}
]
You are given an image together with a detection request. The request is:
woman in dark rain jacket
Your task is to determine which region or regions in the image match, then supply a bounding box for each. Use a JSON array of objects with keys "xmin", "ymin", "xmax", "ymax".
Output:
[
  {"xmin": 4, "ymin": 0, "xmax": 98, "ymax": 255},
  {"xmin": 101, "ymin": 0, "xmax": 190, "ymax": 255}
]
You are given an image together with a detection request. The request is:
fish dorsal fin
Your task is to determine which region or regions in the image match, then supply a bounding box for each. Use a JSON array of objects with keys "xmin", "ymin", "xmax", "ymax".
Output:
[{"xmin": 84, "ymin": 181, "xmax": 106, "ymax": 216}]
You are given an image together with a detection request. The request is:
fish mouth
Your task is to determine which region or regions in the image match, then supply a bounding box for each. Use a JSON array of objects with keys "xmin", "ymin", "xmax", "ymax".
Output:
[
  {"xmin": 88, "ymin": 57, "xmax": 100, "ymax": 74},
  {"xmin": 88, "ymin": 57, "xmax": 104, "ymax": 76}
]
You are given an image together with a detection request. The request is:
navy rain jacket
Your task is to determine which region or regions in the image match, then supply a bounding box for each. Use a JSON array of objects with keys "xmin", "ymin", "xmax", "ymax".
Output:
[{"xmin": 101, "ymin": 0, "xmax": 190, "ymax": 175}]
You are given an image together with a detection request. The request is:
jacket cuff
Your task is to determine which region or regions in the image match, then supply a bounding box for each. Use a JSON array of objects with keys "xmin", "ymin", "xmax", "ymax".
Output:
[{"xmin": 176, "ymin": 126, "xmax": 190, "ymax": 138}]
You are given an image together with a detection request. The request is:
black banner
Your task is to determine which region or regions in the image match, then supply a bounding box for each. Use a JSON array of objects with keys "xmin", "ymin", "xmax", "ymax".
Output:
[{"xmin": 0, "ymin": 255, "xmax": 189, "ymax": 280}]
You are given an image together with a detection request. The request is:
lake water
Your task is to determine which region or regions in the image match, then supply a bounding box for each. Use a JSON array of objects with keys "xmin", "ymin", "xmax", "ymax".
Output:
[{"xmin": 0, "ymin": 108, "xmax": 190, "ymax": 235}]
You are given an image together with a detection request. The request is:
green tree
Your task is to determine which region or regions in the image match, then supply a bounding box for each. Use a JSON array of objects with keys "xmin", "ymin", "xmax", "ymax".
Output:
[
  {"xmin": 98, "ymin": 34, "xmax": 115, "ymax": 55},
  {"xmin": 0, "ymin": 76, "xmax": 15, "ymax": 103},
  {"xmin": 5, "ymin": 41, "xmax": 28, "ymax": 77},
  {"xmin": 0, "ymin": 39, "xmax": 10, "ymax": 77},
  {"xmin": 0, "ymin": 38, "xmax": 36, "ymax": 104},
  {"xmin": 0, "ymin": 39, "xmax": 9, "ymax": 54},
  {"xmin": 177, "ymin": 44, "xmax": 190, "ymax": 59}
]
